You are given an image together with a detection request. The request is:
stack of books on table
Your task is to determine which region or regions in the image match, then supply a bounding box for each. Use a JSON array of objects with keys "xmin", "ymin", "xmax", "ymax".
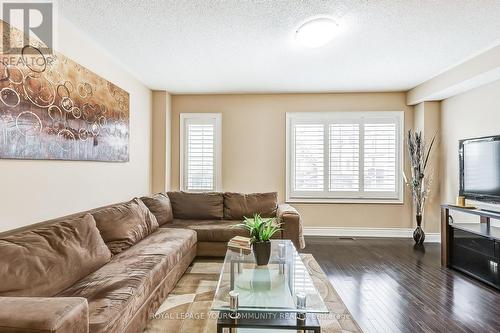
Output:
[{"xmin": 228, "ymin": 236, "xmax": 252, "ymax": 253}]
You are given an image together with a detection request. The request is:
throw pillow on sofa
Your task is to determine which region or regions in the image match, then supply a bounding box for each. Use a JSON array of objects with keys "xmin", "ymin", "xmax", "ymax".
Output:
[
  {"xmin": 92, "ymin": 198, "xmax": 159, "ymax": 254},
  {"xmin": 0, "ymin": 213, "xmax": 111, "ymax": 297},
  {"xmin": 167, "ymin": 191, "xmax": 224, "ymax": 219},
  {"xmin": 223, "ymin": 192, "xmax": 278, "ymax": 220},
  {"xmin": 140, "ymin": 193, "xmax": 173, "ymax": 225}
]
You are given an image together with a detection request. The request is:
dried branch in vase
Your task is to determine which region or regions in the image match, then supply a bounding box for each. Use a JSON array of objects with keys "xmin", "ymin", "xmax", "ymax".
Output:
[{"xmin": 404, "ymin": 130, "xmax": 436, "ymax": 244}]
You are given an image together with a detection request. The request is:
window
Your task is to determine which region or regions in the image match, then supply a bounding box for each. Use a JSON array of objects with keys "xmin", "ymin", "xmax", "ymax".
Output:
[
  {"xmin": 286, "ymin": 111, "xmax": 403, "ymax": 203},
  {"xmin": 180, "ymin": 113, "xmax": 222, "ymax": 192}
]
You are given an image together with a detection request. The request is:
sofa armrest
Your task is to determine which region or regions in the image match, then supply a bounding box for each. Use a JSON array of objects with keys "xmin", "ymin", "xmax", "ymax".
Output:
[
  {"xmin": 0, "ymin": 297, "xmax": 88, "ymax": 333},
  {"xmin": 277, "ymin": 203, "xmax": 305, "ymax": 249}
]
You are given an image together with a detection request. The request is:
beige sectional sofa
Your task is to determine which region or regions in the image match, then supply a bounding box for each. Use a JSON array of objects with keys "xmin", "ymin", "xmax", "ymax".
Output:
[
  {"xmin": 0, "ymin": 191, "xmax": 304, "ymax": 333},
  {"xmin": 161, "ymin": 191, "xmax": 304, "ymax": 256}
]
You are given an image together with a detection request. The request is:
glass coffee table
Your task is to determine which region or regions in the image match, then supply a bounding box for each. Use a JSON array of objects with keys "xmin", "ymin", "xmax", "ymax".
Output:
[{"xmin": 212, "ymin": 240, "xmax": 328, "ymax": 332}]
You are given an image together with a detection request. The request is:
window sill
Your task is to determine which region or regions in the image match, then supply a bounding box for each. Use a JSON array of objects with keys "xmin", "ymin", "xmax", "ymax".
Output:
[{"xmin": 286, "ymin": 197, "xmax": 404, "ymax": 204}]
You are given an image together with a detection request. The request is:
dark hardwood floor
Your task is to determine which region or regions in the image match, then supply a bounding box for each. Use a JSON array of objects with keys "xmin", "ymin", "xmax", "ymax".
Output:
[{"xmin": 302, "ymin": 237, "xmax": 500, "ymax": 333}]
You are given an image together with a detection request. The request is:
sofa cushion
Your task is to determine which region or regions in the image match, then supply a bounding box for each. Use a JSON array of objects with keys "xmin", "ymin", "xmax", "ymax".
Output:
[
  {"xmin": 167, "ymin": 191, "xmax": 223, "ymax": 219},
  {"xmin": 165, "ymin": 219, "xmax": 249, "ymax": 242},
  {"xmin": 223, "ymin": 192, "xmax": 278, "ymax": 220},
  {"xmin": 92, "ymin": 198, "xmax": 159, "ymax": 254},
  {"xmin": 0, "ymin": 214, "xmax": 111, "ymax": 297},
  {"xmin": 0, "ymin": 297, "xmax": 89, "ymax": 333},
  {"xmin": 140, "ymin": 193, "xmax": 173, "ymax": 225},
  {"xmin": 57, "ymin": 228, "xmax": 196, "ymax": 333}
]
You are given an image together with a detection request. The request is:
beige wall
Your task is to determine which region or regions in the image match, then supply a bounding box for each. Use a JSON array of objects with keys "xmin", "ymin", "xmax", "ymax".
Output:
[
  {"xmin": 441, "ymin": 79, "xmax": 500, "ymax": 214},
  {"xmin": 171, "ymin": 93, "xmax": 414, "ymax": 228},
  {"xmin": 413, "ymin": 102, "xmax": 441, "ymax": 232},
  {"xmin": 0, "ymin": 18, "xmax": 153, "ymax": 232},
  {"xmin": 151, "ymin": 91, "xmax": 172, "ymax": 192},
  {"xmin": 409, "ymin": 42, "xmax": 500, "ymax": 229}
]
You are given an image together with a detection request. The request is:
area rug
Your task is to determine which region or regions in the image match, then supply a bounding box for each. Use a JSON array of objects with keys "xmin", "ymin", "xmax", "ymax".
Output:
[{"xmin": 144, "ymin": 254, "xmax": 362, "ymax": 332}]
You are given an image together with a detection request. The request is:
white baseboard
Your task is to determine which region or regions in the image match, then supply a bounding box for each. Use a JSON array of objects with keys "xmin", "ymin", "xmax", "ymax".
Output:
[{"xmin": 303, "ymin": 227, "xmax": 441, "ymax": 243}]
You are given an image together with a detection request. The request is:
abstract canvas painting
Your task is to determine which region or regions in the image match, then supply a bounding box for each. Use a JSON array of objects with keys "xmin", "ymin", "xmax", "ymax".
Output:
[{"xmin": 0, "ymin": 20, "xmax": 129, "ymax": 162}]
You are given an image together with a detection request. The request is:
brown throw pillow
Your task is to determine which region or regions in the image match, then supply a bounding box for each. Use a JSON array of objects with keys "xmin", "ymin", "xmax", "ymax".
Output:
[
  {"xmin": 167, "ymin": 191, "xmax": 223, "ymax": 219},
  {"xmin": 223, "ymin": 192, "xmax": 278, "ymax": 220},
  {"xmin": 140, "ymin": 193, "xmax": 173, "ymax": 225},
  {"xmin": 0, "ymin": 214, "xmax": 111, "ymax": 297},
  {"xmin": 92, "ymin": 198, "xmax": 159, "ymax": 254}
]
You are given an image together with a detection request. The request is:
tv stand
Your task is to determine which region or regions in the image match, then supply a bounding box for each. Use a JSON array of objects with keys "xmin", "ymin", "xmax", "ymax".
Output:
[
  {"xmin": 479, "ymin": 208, "xmax": 500, "ymax": 215},
  {"xmin": 441, "ymin": 205, "xmax": 500, "ymax": 289}
]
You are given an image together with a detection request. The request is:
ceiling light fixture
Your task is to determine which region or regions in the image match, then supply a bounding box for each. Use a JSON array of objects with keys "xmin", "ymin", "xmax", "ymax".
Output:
[{"xmin": 295, "ymin": 18, "xmax": 338, "ymax": 48}]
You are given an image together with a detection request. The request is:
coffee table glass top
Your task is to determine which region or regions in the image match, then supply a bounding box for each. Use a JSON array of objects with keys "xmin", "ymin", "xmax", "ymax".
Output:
[{"xmin": 212, "ymin": 240, "xmax": 329, "ymax": 313}]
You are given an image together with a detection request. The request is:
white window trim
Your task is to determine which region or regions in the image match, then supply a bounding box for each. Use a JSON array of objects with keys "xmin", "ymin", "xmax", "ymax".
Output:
[
  {"xmin": 285, "ymin": 111, "xmax": 404, "ymax": 204},
  {"xmin": 180, "ymin": 113, "xmax": 222, "ymax": 192}
]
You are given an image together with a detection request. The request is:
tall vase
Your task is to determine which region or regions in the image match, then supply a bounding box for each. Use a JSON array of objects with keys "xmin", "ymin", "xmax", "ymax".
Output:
[{"xmin": 413, "ymin": 214, "xmax": 425, "ymax": 244}]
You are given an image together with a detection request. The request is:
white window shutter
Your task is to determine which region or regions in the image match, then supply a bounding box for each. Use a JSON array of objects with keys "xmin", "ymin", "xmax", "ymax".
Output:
[
  {"xmin": 186, "ymin": 123, "xmax": 214, "ymax": 190},
  {"xmin": 329, "ymin": 124, "xmax": 360, "ymax": 191},
  {"xmin": 181, "ymin": 114, "xmax": 221, "ymax": 192},
  {"xmin": 363, "ymin": 123, "xmax": 397, "ymax": 192},
  {"xmin": 293, "ymin": 124, "xmax": 324, "ymax": 191},
  {"xmin": 286, "ymin": 111, "xmax": 403, "ymax": 202}
]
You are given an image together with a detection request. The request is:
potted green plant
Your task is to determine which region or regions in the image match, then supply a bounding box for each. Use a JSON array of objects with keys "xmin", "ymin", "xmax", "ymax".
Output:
[{"xmin": 236, "ymin": 214, "xmax": 282, "ymax": 266}]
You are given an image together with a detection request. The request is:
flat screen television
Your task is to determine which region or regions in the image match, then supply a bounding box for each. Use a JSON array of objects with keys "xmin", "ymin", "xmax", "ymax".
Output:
[{"xmin": 459, "ymin": 135, "xmax": 500, "ymax": 204}]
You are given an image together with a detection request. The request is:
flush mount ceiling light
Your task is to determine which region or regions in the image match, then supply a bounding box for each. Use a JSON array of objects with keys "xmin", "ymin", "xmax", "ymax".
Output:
[{"xmin": 295, "ymin": 18, "xmax": 338, "ymax": 48}]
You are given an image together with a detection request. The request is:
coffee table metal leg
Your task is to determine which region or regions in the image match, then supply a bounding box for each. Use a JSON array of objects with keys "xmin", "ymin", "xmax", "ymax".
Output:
[
  {"xmin": 217, "ymin": 311, "xmax": 320, "ymax": 332},
  {"xmin": 216, "ymin": 324, "xmax": 237, "ymax": 333}
]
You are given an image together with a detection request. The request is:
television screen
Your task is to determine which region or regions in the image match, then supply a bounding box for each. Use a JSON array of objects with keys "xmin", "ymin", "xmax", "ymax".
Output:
[{"xmin": 460, "ymin": 136, "xmax": 500, "ymax": 202}]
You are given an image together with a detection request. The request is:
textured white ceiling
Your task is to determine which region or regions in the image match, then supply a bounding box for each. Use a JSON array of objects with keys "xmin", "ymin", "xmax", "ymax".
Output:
[{"xmin": 59, "ymin": 0, "xmax": 500, "ymax": 93}]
